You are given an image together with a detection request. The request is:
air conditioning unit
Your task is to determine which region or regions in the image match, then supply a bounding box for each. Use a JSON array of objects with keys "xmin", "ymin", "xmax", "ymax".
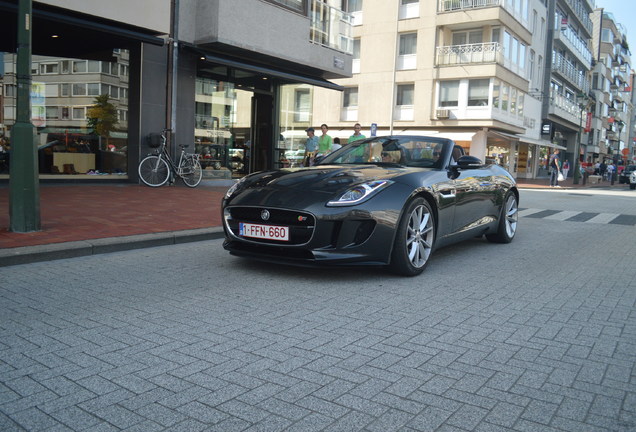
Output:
[{"xmin": 436, "ymin": 109, "xmax": 450, "ymax": 119}]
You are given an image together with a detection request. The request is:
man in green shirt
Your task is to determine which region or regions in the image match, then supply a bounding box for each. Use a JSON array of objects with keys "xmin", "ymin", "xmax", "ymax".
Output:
[{"xmin": 347, "ymin": 123, "xmax": 366, "ymax": 144}]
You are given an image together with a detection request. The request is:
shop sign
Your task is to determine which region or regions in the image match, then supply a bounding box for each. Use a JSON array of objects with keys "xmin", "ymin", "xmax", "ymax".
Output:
[
  {"xmin": 561, "ymin": 17, "xmax": 568, "ymax": 31},
  {"xmin": 584, "ymin": 112, "xmax": 592, "ymax": 132},
  {"xmin": 541, "ymin": 122, "xmax": 551, "ymax": 135}
]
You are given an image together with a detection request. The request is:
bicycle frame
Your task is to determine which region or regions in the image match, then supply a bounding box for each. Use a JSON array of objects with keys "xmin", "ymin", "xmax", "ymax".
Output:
[{"xmin": 151, "ymin": 135, "xmax": 197, "ymax": 179}]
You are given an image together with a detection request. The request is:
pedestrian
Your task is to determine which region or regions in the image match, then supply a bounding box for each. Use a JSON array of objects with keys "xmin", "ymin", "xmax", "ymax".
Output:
[
  {"xmin": 347, "ymin": 123, "xmax": 366, "ymax": 144},
  {"xmin": 606, "ymin": 162, "xmax": 615, "ymax": 182},
  {"xmin": 549, "ymin": 148, "xmax": 561, "ymax": 187},
  {"xmin": 303, "ymin": 127, "xmax": 318, "ymax": 166},
  {"xmin": 599, "ymin": 160, "xmax": 607, "ymax": 180},
  {"xmin": 316, "ymin": 124, "xmax": 332, "ymax": 158},
  {"xmin": 331, "ymin": 137, "xmax": 342, "ymax": 152},
  {"xmin": 562, "ymin": 160, "xmax": 570, "ymax": 178}
]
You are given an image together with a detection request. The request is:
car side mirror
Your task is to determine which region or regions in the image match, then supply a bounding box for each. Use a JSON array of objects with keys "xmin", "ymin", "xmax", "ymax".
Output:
[{"xmin": 456, "ymin": 155, "xmax": 483, "ymax": 169}]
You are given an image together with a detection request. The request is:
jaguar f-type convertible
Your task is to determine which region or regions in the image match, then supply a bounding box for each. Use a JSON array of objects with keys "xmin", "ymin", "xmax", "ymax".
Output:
[{"xmin": 222, "ymin": 136, "xmax": 519, "ymax": 276}]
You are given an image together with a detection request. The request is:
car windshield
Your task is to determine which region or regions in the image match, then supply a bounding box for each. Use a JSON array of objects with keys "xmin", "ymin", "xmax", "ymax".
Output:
[{"xmin": 318, "ymin": 136, "xmax": 451, "ymax": 169}]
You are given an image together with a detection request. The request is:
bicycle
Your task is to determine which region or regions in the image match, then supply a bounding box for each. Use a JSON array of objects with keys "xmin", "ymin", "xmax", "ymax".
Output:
[{"xmin": 138, "ymin": 129, "xmax": 203, "ymax": 188}]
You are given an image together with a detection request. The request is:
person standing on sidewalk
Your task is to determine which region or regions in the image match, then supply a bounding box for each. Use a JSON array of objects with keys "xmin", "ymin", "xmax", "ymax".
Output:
[{"xmin": 549, "ymin": 149, "xmax": 562, "ymax": 187}]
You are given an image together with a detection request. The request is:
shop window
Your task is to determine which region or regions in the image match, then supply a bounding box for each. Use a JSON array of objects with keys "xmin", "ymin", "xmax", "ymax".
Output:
[
  {"xmin": 468, "ymin": 79, "xmax": 489, "ymax": 106},
  {"xmin": 439, "ymin": 80, "xmax": 459, "ymax": 107},
  {"xmin": 294, "ymin": 88, "xmax": 311, "ymax": 122}
]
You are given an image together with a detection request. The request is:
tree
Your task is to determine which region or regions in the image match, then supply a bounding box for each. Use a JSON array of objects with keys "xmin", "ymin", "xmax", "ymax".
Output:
[{"xmin": 86, "ymin": 94, "xmax": 118, "ymax": 147}]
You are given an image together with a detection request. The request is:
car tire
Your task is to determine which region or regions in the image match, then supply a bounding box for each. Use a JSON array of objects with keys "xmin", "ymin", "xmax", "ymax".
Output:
[
  {"xmin": 486, "ymin": 191, "xmax": 518, "ymax": 244},
  {"xmin": 390, "ymin": 197, "xmax": 435, "ymax": 276},
  {"xmin": 630, "ymin": 183, "xmax": 636, "ymax": 190}
]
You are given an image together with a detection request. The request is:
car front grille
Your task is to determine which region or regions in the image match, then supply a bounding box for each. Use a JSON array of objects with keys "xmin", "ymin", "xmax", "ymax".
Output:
[{"xmin": 225, "ymin": 206, "xmax": 315, "ymax": 245}]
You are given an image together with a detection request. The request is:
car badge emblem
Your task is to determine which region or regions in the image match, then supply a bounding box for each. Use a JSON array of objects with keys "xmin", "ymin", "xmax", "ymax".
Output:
[
  {"xmin": 261, "ymin": 209, "xmax": 270, "ymax": 221},
  {"xmin": 298, "ymin": 216, "xmax": 307, "ymax": 222}
]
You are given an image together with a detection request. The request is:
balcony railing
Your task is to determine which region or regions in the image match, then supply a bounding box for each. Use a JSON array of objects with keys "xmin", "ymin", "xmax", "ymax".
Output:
[
  {"xmin": 551, "ymin": 53, "xmax": 590, "ymax": 93},
  {"xmin": 438, "ymin": 0, "xmax": 528, "ymax": 28},
  {"xmin": 436, "ymin": 42, "xmax": 502, "ymax": 66},
  {"xmin": 309, "ymin": 0, "xmax": 353, "ymax": 54}
]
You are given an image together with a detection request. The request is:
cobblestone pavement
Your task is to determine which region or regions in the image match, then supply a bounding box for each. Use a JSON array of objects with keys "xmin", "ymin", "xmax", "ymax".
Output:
[{"xmin": 1, "ymin": 211, "xmax": 635, "ymax": 431}]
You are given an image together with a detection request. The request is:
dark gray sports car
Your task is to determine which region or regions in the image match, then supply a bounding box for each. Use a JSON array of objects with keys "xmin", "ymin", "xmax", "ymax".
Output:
[{"xmin": 222, "ymin": 136, "xmax": 519, "ymax": 276}]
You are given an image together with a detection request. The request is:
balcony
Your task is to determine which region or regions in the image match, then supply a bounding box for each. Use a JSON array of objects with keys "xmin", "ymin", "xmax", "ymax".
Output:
[
  {"xmin": 438, "ymin": 0, "xmax": 528, "ymax": 29},
  {"xmin": 553, "ymin": 28, "xmax": 593, "ymax": 69},
  {"xmin": 551, "ymin": 53, "xmax": 590, "ymax": 93},
  {"xmin": 436, "ymin": 42, "xmax": 501, "ymax": 66},
  {"xmin": 309, "ymin": 0, "xmax": 353, "ymax": 54},
  {"xmin": 562, "ymin": 0, "xmax": 593, "ymax": 36},
  {"xmin": 548, "ymin": 94, "xmax": 580, "ymax": 125}
]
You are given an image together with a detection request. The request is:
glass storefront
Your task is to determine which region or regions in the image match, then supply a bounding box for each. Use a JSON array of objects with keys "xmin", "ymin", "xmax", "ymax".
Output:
[
  {"xmin": 278, "ymin": 84, "xmax": 314, "ymax": 168},
  {"xmin": 1, "ymin": 51, "xmax": 130, "ymax": 178},
  {"xmin": 194, "ymin": 78, "xmax": 251, "ymax": 178}
]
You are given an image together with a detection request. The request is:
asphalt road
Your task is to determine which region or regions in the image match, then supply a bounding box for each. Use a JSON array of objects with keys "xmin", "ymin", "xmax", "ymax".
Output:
[{"xmin": 1, "ymin": 188, "xmax": 635, "ymax": 431}]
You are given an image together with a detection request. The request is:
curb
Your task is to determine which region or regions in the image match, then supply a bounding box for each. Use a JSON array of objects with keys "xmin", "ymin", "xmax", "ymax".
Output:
[{"xmin": 0, "ymin": 227, "xmax": 225, "ymax": 267}]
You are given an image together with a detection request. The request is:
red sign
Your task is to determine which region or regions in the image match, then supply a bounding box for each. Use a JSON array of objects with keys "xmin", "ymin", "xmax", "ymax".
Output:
[
  {"xmin": 584, "ymin": 112, "xmax": 592, "ymax": 132},
  {"xmin": 608, "ymin": 117, "xmax": 615, "ymax": 123}
]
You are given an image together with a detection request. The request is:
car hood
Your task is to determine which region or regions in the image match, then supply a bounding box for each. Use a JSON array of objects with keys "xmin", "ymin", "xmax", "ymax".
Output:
[{"xmin": 227, "ymin": 165, "xmax": 423, "ymax": 207}]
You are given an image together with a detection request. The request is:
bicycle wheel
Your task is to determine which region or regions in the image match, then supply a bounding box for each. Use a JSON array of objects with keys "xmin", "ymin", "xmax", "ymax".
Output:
[
  {"xmin": 180, "ymin": 157, "xmax": 203, "ymax": 188},
  {"xmin": 138, "ymin": 155, "xmax": 170, "ymax": 187}
]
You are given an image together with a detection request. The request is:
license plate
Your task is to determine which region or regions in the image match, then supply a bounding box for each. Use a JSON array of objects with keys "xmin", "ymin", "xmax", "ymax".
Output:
[{"xmin": 239, "ymin": 223, "xmax": 289, "ymax": 241}]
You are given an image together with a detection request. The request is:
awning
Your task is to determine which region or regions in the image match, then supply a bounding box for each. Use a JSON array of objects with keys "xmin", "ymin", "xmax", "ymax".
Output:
[
  {"xmin": 487, "ymin": 130, "xmax": 520, "ymax": 142},
  {"xmin": 199, "ymin": 53, "xmax": 344, "ymax": 91}
]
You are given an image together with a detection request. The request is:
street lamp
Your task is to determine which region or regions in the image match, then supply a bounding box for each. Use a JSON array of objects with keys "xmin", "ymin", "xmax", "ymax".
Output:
[{"xmin": 573, "ymin": 93, "xmax": 591, "ymax": 185}]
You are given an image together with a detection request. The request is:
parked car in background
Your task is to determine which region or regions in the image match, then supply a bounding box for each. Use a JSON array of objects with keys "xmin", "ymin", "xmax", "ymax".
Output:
[
  {"xmin": 618, "ymin": 164, "xmax": 636, "ymax": 184},
  {"xmin": 630, "ymin": 170, "xmax": 636, "ymax": 190},
  {"xmin": 222, "ymin": 136, "xmax": 519, "ymax": 276}
]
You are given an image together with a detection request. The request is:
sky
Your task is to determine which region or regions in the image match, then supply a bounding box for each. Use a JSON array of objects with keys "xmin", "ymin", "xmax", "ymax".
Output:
[{"xmin": 594, "ymin": 0, "xmax": 636, "ymax": 39}]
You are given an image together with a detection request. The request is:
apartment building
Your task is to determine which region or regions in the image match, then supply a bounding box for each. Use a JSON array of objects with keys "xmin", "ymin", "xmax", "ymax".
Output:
[
  {"xmin": 311, "ymin": 0, "xmax": 616, "ymax": 179},
  {"xmin": 0, "ymin": 0, "xmax": 352, "ymax": 180},
  {"xmin": 591, "ymin": 9, "xmax": 633, "ymax": 167}
]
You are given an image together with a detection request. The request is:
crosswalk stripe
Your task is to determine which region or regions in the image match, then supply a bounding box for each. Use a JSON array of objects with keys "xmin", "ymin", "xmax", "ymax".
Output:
[
  {"xmin": 544, "ymin": 210, "xmax": 581, "ymax": 220},
  {"xmin": 518, "ymin": 208, "xmax": 545, "ymax": 217},
  {"xmin": 585, "ymin": 213, "xmax": 620, "ymax": 224}
]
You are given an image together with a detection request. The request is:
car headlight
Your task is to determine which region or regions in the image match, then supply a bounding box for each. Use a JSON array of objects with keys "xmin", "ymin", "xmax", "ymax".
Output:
[
  {"xmin": 327, "ymin": 180, "xmax": 393, "ymax": 206},
  {"xmin": 225, "ymin": 177, "xmax": 248, "ymax": 199}
]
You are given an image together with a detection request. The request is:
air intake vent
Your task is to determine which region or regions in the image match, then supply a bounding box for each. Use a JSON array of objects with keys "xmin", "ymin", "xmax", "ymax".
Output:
[{"xmin": 436, "ymin": 109, "xmax": 450, "ymax": 119}]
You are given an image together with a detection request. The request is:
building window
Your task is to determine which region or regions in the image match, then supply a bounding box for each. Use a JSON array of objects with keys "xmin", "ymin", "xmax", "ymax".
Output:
[
  {"xmin": 45, "ymin": 106, "xmax": 59, "ymax": 120},
  {"xmin": 352, "ymin": 38, "xmax": 361, "ymax": 74},
  {"xmin": 61, "ymin": 107, "xmax": 70, "ymax": 120},
  {"xmin": 61, "ymin": 60, "xmax": 70, "ymax": 74},
  {"xmin": 40, "ymin": 63, "xmax": 59, "ymax": 74},
  {"xmin": 5, "ymin": 84, "xmax": 16, "ymax": 97},
  {"xmin": 266, "ymin": 0, "xmax": 304, "ymax": 13},
  {"xmin": 342, "ymin": 87, "xmax": 358, "ymax": 121},
  {"xmin": 72, "ymin": 83, "xmax": 87, "ymax": 96},
  {"xmin": 60, "ymin": 83, "xmax": 70, "ymax": 97},
  {"xmin": 397, "ymin": 84, "xmax": 414, "ymax": 106},
  {"xmin": 399, "ymin": 0, "xmax": 418, "ymax": 19},
  {"xmin": 73, "ymin": 61, "xmax": 87, "ymax": 73},
  {"xmin": 492, "ymin": 80, "xmax": 500, "ymax": 109},
  {"xmin": 87, "ymin": 83, "xmax": 101, "ymax": 96},
  {"xmin": 398, "ymin": 33, "xmax": 417, "ymax": 70},
  {"xmin": 294, "ymin": 88, "xmax": 311, "ymax": 122},
  {"xmin": 468, "ymin": 79, "xmax": 489, "ymax": 106},
  {"xmin": 452, "ymin": 30, "xmax": 482, "ymax": 45},
  {"xmin": 344, "ymin": 0, "xmax": 362, "ymax": 12},
  {"xmin": 87, "ymin": 61, "xmax": 100, "ymax": 73},
  {"xmin": 72, "ymin": 107, "xmax": 86, "ymax": 120},
  {"xmin": 439, "ymin": 81, "xmax": 459, "ymax": 107},
  {"xmin": 343, "ymin": 87, "xmax": 358, "ymax": 108}
]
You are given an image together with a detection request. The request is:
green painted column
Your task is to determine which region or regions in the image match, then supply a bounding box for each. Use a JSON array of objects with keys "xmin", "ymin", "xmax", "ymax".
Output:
[{"xmin": 9, "ymin": 0, "xmax": 41, "ymax": 232}]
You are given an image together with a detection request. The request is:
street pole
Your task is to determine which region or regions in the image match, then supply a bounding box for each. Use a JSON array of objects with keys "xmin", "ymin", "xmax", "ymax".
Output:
[
  {"xmin": 9, "ymin": 0, "xmax": 40, "ymax": 232},
  {"xmin": 573, "ymin": 106, "xmax": 583, "ymax": 184}
]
